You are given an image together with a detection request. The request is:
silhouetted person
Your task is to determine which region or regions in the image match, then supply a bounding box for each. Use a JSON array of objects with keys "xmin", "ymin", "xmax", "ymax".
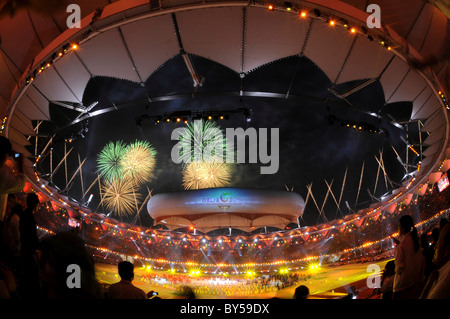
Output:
[
  {"xmin": 380, "ymin": 260, "xmax": 395, "ymax": 300},
  {"xmin": 18, "ymin": 193, "xmax": 40, "ymax": 299},
  {"xmin": 19, "ymin": 193, "xmax": 39, "ymax": 257},
  {"xmin": 2, "ymin": 204, "xmax": 22, "ymax": 270},
  {"xmin": 38, "ymin": 231, "xmax": 102, "ymax": 299},
  {"xmin": 294, "ymin": 285, "xmax": 309, "ymax": 299},
  {"xmin": 393, "ymin": 215, "xmax": 425, "ymax": 299},
  {"xmin": 107, "ymin": 261, "xmax": 147, "ymax": 299},
  {"xmin": 420, "ymin": 223, "xmax": 450, "ymax": 299},
  {"xmin": 0, "ymin": 136, "xmax": 24, "ymax": 223}
]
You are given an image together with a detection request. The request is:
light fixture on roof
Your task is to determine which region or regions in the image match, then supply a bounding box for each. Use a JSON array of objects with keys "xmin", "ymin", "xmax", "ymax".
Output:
[
  {"xmin": 244, "ymin": 108, "xmax": 252, "ymax": 122},
  {"xmin": 284, "ymin": 2, "xmax": 292, "ymax": 11}
]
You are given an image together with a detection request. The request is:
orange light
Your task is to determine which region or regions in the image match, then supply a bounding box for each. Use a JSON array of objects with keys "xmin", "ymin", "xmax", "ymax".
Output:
[
  {"xmin": 329, "ymin": 20, "xmax": 335, "ymax": 26},
  {"xmin": 72, "ymin": 44, "xmax": 78, "ymax": 50},
  {"xmin": 387, "ymin": 46, "xmax": 391, "ymax": 50},
  {"xmin": 268, "ymin": 5, "xmax": 274, "ymax": 11},
  {"xmin": 300, "ymin": 11, "xmax": 307, "ymax": 18},
  {"xmin": 409, "ymin": 145, "xmax": 419, "ymax": 155},
  {"xmin": 58, "ymin": 52, "xmax": 63, "ymax": 57},
  {"xmin": 46, "ymin": 63, "xmax": 51, "ymax": 68},
  {"xmin": 350, "ymin": 27, "xmax": 356, "ymax": 33}
]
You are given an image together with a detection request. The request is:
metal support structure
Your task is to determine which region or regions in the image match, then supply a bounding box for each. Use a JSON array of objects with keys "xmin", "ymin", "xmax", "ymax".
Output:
[
  {"xmin": 325, "ymin": 179, "xmax": 342, "ymax": 216},
  {"xmin": 64, "ymin": 156, "xmax": 86, "ymax": 191},
  {"xmin": 49, "ymin": 146, "xmax": 73, "ymax": 180},
  {"xmin": 336, "ymin": 167, "xmax": 347, "ymax": 218},
  {"xmin": 354, "ymin": 161, "xmax": 365, "ymax": 210}
]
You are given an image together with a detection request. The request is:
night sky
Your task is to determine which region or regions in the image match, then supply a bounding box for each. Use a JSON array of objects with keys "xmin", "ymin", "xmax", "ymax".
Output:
[{"xmin": 38, "ymin": 53, "xmax": 418, "ymax": 226}]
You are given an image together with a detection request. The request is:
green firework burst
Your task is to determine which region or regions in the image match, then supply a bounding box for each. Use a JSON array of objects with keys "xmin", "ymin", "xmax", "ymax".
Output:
[
  {"xmin": 97, "ymin": 141, "xmax": 127, "ymax": 182},
  {"xmin": 177, "ymin": 119, "xmax": 233, "ymax": 164}
]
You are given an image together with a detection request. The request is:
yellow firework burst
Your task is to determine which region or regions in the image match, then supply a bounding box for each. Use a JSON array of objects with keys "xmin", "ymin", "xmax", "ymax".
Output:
[
  {"xmin": 101, "ymin": 178, "xmax": 141, "ymax": 217},
  {"xmin": 182, "ymin": 162, "xmax": 232, "ymax": 190},
  {"xmin": 121, "ymin": 141, "xmax": 157, "ymax": 186}
]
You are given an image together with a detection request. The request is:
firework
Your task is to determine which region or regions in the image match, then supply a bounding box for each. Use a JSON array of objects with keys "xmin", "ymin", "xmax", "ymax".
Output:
[
  {"xmin": 177, "ymin": 119, "xmax": 233, "ymax": 164},
  {"xmin": 101, "ymin": 177, "xmax": 141, "ymax": 217},
  {"xmin": 182, "ymin": 161, "xmax": 232, "ymax": 190},
  {"xmin": 121, "ymin": 140, "xmax": 157, "ymax": 186},
  {"xmin": 97, "ymin": 141, "xmax": 127, "ymax": 182}
]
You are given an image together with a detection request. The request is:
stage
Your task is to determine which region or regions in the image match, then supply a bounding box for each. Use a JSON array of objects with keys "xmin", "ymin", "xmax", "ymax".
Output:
[{"xmin": 95, "ymin": 258, "xmax": 391, "ymax": 299}]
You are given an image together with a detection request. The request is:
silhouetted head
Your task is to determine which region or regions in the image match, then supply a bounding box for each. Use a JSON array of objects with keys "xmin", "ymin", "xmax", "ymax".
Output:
[
  {"xmin": 384, "ymin": 260, "xmax": 395, "ymax": 276},
  {"xmin": 0, "ymin": 136, "xmax": 12, "ymax": 166},
  {"xmin": 399, "ymin": 215, "xmax": 414, "ymax": 235},
  {"xmin": 179, "ymin": 285, "xmax": 196, "ymax": 299},
  {"xmin": 39, "ymin": 231, "xmax": 101, "ymax": 299},
  {"xmin": 118, "ymin": 261, "xmax": 135, "ymax": 281},
  {"xmin": 26, "ymin": 193, "xmax": 40, "ymax": 212},
  {"xmin": 294, "ymin": 285, "xmax": 309, "ymax": 299},
  {"xmin": 399, "ymin": 215, "xmax": 420, "ymax": 251}
]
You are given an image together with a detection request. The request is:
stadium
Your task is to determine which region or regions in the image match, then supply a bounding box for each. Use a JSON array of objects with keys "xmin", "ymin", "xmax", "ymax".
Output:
[{"xmin": 0, "ymin": 0, "xmax": 449, "ymax": 301}]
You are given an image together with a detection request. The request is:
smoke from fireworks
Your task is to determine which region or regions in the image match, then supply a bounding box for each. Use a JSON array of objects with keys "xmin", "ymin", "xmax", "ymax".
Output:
[
  {"xmin": 121, "ymin": 140, "xmax": 157, "ymax": 186},
  {"xmin": 97, "ymin": 141, "xmax": 126, "ymax": 182},
  {"xmin": 101, "ymin": 177, "xmax": 141, "ymax": 217},
  {"xmin": 182, "ymin": 162, "xmax": 232, "ymax": 190}
]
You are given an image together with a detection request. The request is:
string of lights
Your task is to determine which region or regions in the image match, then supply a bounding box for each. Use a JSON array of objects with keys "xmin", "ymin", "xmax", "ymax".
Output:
[
  {"xmin": 326, "ymin": 114, "xmax": 386, "ymax": 136},
  {"xmin": 29, "ymin": 159, "xmax": 424, "ymax": 247},
  {"xmin": 262, "ymin": 1, "xmax": 394, "ymax": 50},
  {"xmin": 36, "ymin": 208, "xmax": 448, "ymax": 272},
  {"xmin": 135, "ymin": 108, "xmax": 252, "ymax": 126},
  {"xmin": 25, "ymin": 42, "xmax": 80, "ymax": 86}
]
